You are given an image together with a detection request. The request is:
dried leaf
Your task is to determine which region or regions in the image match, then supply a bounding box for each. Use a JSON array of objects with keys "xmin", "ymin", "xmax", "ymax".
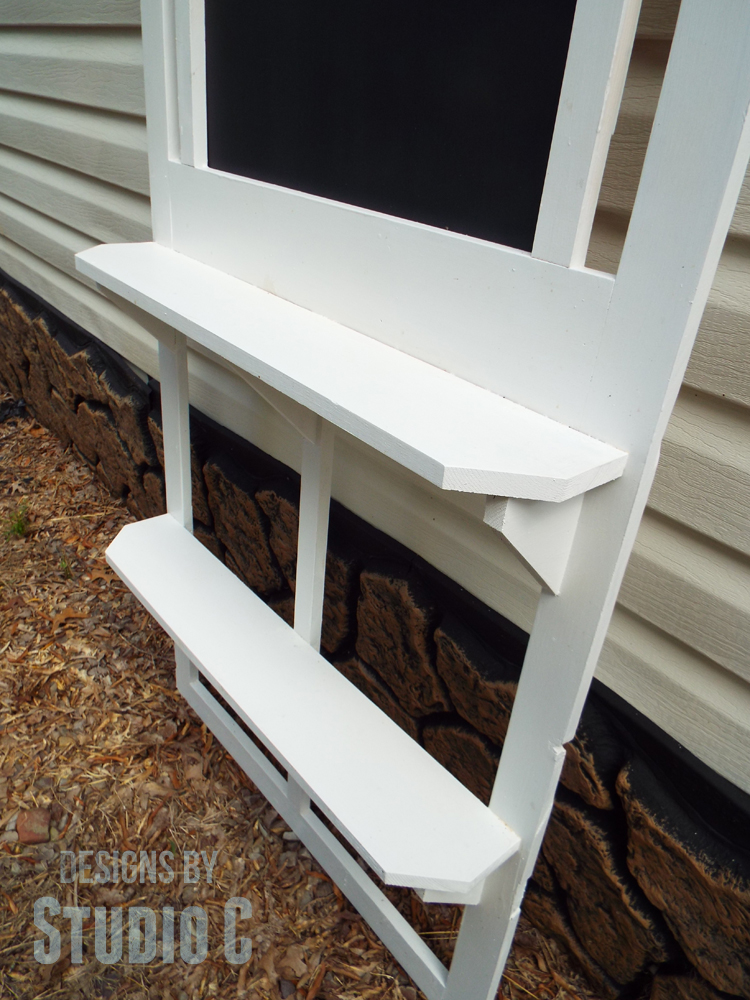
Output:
[
  {"xmin": 277, "ymin": 943, "xmax": 307, "ymax": 979},
  {"xmin": 51, "ymin": 609, "xmax": 88, "ymax": 627}
]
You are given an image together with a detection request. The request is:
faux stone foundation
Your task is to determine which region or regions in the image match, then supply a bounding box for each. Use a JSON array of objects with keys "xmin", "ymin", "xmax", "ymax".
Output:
[{"xmin": 1, "ymin": 270, "xmax": 748, "ymax": 1000}]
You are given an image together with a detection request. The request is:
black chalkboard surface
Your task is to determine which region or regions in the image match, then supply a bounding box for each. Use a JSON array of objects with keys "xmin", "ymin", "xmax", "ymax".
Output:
[{"xmin": 205, "ymin": 0, "xmax": 577, "ymax": 252}]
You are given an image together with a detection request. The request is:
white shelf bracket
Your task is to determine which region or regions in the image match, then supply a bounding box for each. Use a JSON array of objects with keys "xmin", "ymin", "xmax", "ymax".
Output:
[
  {"xmin": 294, "ymin": 418, "xmax": 335, "ymax": 650},
  {"xmin": 158, "ymin": 332, "xmax": 193, "ymax": 533},
  {"xmin": 418, "ymin": 883, "xmax": 485, "ymax": 907},
  {"xmin": 237, "ymin": 370, "xmax": 321, "ymax": 443},
  {"xmin": 483, "ymin": 494, "xmax": 584, "ymax": 595}
]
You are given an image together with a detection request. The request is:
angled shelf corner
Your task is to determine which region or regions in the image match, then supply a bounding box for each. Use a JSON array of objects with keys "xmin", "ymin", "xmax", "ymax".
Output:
[
  {"xmin": 75, "ymin": 241, "xmax": 627, "ymax": 504},
  {"xmin": 107, "ymin": 514, "xmax": 521, "ymax": 895}
]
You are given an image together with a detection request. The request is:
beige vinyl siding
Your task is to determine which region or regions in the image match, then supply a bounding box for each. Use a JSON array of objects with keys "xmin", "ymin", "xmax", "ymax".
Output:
[
  {"xmin": 0, "ymin": 1, "xmax": 140, "ymax": 26},
  {"xmin": 0, "ymin": 0, "xmax": 748, "ymax": 792},
  {"xmin": 588, "ymin": 6, "xmax": 750, "ymax": 787},
  {"xmin": 0, "ymin": 2, "xmax": 152, "ymax": 368},
  {"xmin": 0, "ymin": 92, "xmax": 149, "ymax": 195},
  {"xmin": 0, "ymin": 28, "xmax": 144, "ymax": 115},
  {"xmin": 599, "ymin": 608, "xmax": 750, "ymax": 793}
]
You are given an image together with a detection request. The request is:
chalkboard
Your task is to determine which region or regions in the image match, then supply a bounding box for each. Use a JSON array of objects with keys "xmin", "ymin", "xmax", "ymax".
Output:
[{"xmin": 205, "ymin": 0, "xmax": 577, "ymax": 252}]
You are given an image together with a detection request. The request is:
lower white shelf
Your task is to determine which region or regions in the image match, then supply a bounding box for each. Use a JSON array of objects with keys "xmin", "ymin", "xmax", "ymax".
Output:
[{"xmin": 107, "ymin": 513, "xmax": 520, "ymax": 895}]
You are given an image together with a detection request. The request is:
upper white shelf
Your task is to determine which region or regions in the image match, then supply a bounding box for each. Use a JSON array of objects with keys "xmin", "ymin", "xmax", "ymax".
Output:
[{"xmin": 76, "ymin": 241, "xmax": 627, "ymax": 501}]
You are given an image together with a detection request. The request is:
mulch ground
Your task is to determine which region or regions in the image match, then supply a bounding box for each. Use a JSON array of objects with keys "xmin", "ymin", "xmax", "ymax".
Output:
[{"xmin": 0, "ymin": 391, "xmax": 601, "ymax": 1000}]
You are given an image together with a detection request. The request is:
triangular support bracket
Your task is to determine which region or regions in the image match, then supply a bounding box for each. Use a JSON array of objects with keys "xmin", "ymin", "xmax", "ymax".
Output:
[{"xmin": 483, "ymin": 494, "xmax": 584, "ymax": 595}]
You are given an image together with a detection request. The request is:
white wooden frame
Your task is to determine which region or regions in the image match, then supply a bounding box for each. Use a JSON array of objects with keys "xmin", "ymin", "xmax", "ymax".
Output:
[
  {"xmin": 148, "ymin": 0, "xmax": 640, "ymax": 434},
  {"xmin": 75, "ymin": 2, "xmax": 750, "ymax": 998}
]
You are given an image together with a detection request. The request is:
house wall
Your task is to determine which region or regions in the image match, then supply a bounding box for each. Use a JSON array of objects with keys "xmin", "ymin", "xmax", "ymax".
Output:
[{"xmin": 0, "ymin": 0, "xmax": 749, "ymax": 797}]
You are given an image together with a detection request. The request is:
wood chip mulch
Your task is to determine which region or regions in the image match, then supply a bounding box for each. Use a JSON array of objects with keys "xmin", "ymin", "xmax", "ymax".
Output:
[{"xmin": 0, "ymin": 391, "xmax": 601, "ymax": 1000}]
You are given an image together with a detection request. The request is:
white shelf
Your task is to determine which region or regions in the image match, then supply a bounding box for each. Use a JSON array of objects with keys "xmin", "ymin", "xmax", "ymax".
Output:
[
  {"xmin": 107, "ymin": 514, "xmax": 521, "ymax": 894},
  {"xmin": 76, "ymin": 241, "xmax": 627, "ymax": 502}
]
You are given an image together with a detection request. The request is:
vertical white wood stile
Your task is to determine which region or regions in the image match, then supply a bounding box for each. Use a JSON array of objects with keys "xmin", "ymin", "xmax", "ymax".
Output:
[
  {"xmin": 158, "ymin": 328, "xmax": 198, "ymax": 692},
  {"xmin": 140, "ymin": 0, "xmax": 178, "ymax": 245},
  {"xmin": 288, "ymin": 418, "xmax": 334, "ymax": 817},
  {"xmin": 445, "ymin": 4, "xmax": 750, "ymax": 998},
  {"xmin": 532, "ymin": 0, "xmax": 641, "ymax": 267},
  {"xmin": 174, "ymin": 0, "xmax": 207, "ymax": 167}
]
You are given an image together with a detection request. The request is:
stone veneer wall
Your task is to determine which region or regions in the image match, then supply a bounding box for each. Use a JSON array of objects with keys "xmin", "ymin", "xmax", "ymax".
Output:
[{"xmin": 1, "ymin": 271, "xmax": 749, "ymax": 1000}]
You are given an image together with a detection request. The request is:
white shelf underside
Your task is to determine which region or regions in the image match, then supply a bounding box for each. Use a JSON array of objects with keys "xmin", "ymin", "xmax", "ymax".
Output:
[{"xmin": 76, "ymin": 241, "xmax": 627, "ymax": 502}]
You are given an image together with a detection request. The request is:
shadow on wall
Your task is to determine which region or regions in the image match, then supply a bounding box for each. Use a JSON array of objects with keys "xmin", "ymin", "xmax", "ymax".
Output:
[{"xmin": 1, "ymin": 269, "xmax": 749, "ymax": 1000}]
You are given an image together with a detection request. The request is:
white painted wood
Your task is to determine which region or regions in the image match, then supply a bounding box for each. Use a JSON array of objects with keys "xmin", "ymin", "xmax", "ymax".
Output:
[
  {"xmin": 0, "ymin": 235, "xmax": 538, "ymax": 638},
  {"xmin": 166, "ymin": 161, "xmax": 617, "ymax": 431},
  {"xmin": 419, "ymin": 884, "xmax": 484, "ymax": 907},
  {"xmin": 597, "ymin": 44, "xmax": 750, "ymax": 243},
  {"xmin": 106, "ymin": 513, "xmax": 520, "ymax": 894},
  {"xmin": 0, "ymin": 27, "xmax": 144, "ymax": 115},
  {"xmin": 175, "ymin": 667, "xmax": 449, "ymax": 1000},
  {"xmin": 75, "ymin": 241, "xmax": 627, "ymax": 500},
  {"xmin": 233, "ymin": 370, "xmax": 320, "ymax": 443},
  {"xmin": 445, "ymin": 5, "xmax": 750, "ymax": 997},
  {"xmin": 294, "ymin": 420, "xmax": 334, "ymax": 651},
  {"xmin": 174, "ymin": 0, "xmax": 206, "ymax": 168},
  {"xmin": 158, "ymin": 337, "xmax": 192, "ymax": 532},
  {"xmin": 483, "ymin": 495, "xmax": 583, "ymax": 595},
  {"xmin": 532, "ymin": 0, "xmax": 641, "ymax": 267},
  {"xmin": 0, "ymin": 0, "xmax": 141, "ymax": 25},
  {"xmin": 594, "ymin": 53, "xmax": 749, "ymax": 249},
  {"xmin": 0, "ymin": 146, "xmax": 151, "ymax": 246},
  {"xmin": 174, "ymin": 645, "xmax": 198, "ymax": 690},
  {"xmin": 3, "ymin": 0, "xmax": 748, "ymax": 853},
  {"xmin": 0, "ymin": 91, "xmax": 149, "ymax": 195},
  {"xmin": 140, "ymin": 0, "xmax": 179, "ymax": 245},
  {"xmin": 174, "ymin": 346, "xmax": 542, "ymax": 632},
  {"xmin": 10, "ymin": 1, "xmax": 748, "ymax": 998}
]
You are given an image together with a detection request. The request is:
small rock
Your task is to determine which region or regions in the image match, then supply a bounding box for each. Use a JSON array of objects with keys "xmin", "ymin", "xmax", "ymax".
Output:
[
  {"xmin": 182, "ymin": 883, "xmax": 199, "ymax": 904},
  {"xmin": 0, "ymin": 831, "xmax": 18, "ymax": 844},
  {"xmin": 262, "ymin": 807, "xmax": 279, "ymax": 827},
  {"xmin": 282, "ymin": 830, "xmax": 300, "ymax": 842},
  {"xmin": 6, "ymin": 811, "xmax": 18, "ymax": 832},
  {"xmin": 403, "ymin": 990, "xmax": 418, "ymax": 1000},
  {"xmin": 17, "ymin": 807, "xmax": 51, "ymax": 844},
  {"xmin": 279, "ymin": 980, "xmax": 296, "ymax": 998},
  {"xmin": 32, "ymin": 844, "xmax": 56, "ymax": 864}
]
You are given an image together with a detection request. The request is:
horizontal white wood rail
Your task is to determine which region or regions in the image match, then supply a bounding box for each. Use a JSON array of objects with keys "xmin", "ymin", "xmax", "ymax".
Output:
[
  {"xmin": 107, "ymin": 513, "xmax": 521, "ymax": 895},
  {"xmin": 76, "ymin": 241, "xmax": 627, "ymax": 501}
]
